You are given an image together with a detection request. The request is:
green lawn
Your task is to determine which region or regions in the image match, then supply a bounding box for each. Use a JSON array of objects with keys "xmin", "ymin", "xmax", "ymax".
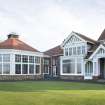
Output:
[{"xmin": 0, "ymin": 81, "xmax": 105, "ymax": 105}]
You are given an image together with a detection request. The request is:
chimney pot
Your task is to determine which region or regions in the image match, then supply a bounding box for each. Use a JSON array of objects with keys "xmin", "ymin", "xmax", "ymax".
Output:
[{"xmin": 8, "ymin": 32, "xmax": 19, "ymax": 39}]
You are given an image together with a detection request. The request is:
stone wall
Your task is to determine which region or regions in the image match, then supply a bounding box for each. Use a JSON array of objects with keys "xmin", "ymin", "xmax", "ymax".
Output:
[
  {"xmin": 93, "ymin": 76, "xmax": 100, "ymax": 80},
  {"xmin": 0, "ymin": 75, "xmax": 43, "ymax": 80},
  {"xmin": 60, "ymin": 75, "xmax": 84, "ymax": 80}
]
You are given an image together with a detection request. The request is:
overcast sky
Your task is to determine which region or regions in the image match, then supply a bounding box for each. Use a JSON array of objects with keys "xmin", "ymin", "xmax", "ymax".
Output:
[{"xmin": 0, "ymin": 0, "xmax": 105, "ymax": 51}]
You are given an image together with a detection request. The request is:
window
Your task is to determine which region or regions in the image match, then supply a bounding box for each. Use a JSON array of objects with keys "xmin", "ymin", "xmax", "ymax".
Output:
[
  {"xmin": 0, "ymin": 54, "xmax": 2, "ymax": 62},
  {"xmin": 65, "ymin": 48, "xmax": 68, "ymax": 56},
  {"xmin": 69, "ymin": 48, "xmax": 72, "ymax": 55},
  {"xmin": 15, "ymin": 55, "xmax": 21, "ymax": 62},
  {"xmin": 82, "ymin": 46, "xmax": 85, "ymax": 54},
  {"xmin": 52, "ymin": 59, "xmax": 56, "ymax": 65},
  {"xmin": 15, "ymin": 64, "xmax": 21, "ymax": 74},
  {"xmin": 63, "ymin": 59, "xmax": 75, "ymax": 74},
  {"xmin": 63, "ymin": 63, "xmax": 70, "ymax": 73},
  {"xmin": 44, "ymin": 59, "xmax": 49, "ymax": 65},
  {"xmin": 35, "ymin": 57, "xmax": 40, "ymax": 63},
  {"xmin": 3, "ymin": 54, "xmax": 10, "ymax": 62},
  {"xmin": 29, "ymin": 64, "xmax": 34, "ymax": 74},
  {"xmin": 44, "ymin": 66, "xmax": 49, "ymax": 74},
  {"xmin": 22, "ymin": 64, "xmax": 28, "ymax": 74},
  {"xmin": 0, "ymin": 63, "xmax": 2, "ymax": 74},
  {"xmin": 29, "ymin": 56, "xmax": 34, "ymax": 63},
  {"xmin": 3, "ymin": 63, "xmax": 10, "ymax": 74},
  {"xmin": 36, "ymin": 65, "xmax": 40, "ymax": 74},
  {"xmin": 63, "ymin": 60, "xmax": 71, "ymax": 63},
  {"xmin": 77, "ymin": 63, "xmax": 81, "ymax": 74},
  {"xmin": 77, "ymin": 47, "xmax": 81, "ymax": 55},
  {"xmin": 22, "ymin": 55, "xmax": 28, "ymax": 63},
  {"xmin": 73, "ymin": 47, "xmax": 76, "ymax": 55}
]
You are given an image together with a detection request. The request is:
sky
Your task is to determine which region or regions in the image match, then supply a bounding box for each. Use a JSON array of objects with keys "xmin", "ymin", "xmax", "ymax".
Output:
[{"xmin": 0, "ymin": 0, "xmax": 105, "ymax": 51}]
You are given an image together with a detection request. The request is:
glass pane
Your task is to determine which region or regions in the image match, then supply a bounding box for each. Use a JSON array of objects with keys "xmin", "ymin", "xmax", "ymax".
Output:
[
  {"xmin": 44, "ymin": 66, "xmax": 49, "ymax": 73},
  {"xmin": 15, "ymin": 55, "xmax": 21, "ymax": 62},
  {"xmin": 63, "ymin": 63, "xmax": 70, "ymax": 73},
  {"xmin": 65, "ymin": 48, "xmax": 68, "ymax": 56},
  {"xmin": 3, "ymin": 54, "xmax": 10, "ymax": 62},
  {"xmin": 77, "ymin": 47, "xmax": 81, "ymax": 55},
  {"xmin": 63, "ymin": 63, "xmax": 75, "ymax": 73},
  {"xmin": 73, "ymin": 47, "xmax": 76, "ymax": 55},
  {"xmin": 0, "ymin": 63, "xmax": 2, "ymax": 74},
  {"xmin": 70, "ymin": 63, "xmax": 75, "ymax": 73},
  {"xmin": 22, "ymin": 64, "xmax": 28, "ymax": 74},
  {"xmin": 77, "ymin": 63, "xmax": 81, "ymax": 74},
  {"xmin": 29, "ymin": 56, "xmax": 34, "ymax": 63},
  {"xmin": 63, "ymin": 60, "xmax": 71, "ymax": 63},
  {"xmin": 3, "ymin": 63, "xmax": 10, "ymax": 74},
  {"xmin": 29, "ymin": 64, "xmax": 34, "ymax": 74},
  {"xmin": 0, "ymin": 55, "xmax": 2, "ymax": 62},
  {"xmin": 15, "ymin": 64, "xmax": 21, "ymax": 74},
  {"xmin": 22, "ymin": 55, "xmax": 28, "ymax": 63},
  {"xmin": 35, "ymin": 57, "xmax": 40, "ymax": 63},
  {"xmin": 44, "ymin": 59, "xmax": 49, "ymax": 65},
  {"xmin": 69, "ymin": 48, "xmax": 72, "ymax": 55},
  {"xmin": 82, "ymin": 46, "xmax": 85, "ymax": 54},
  {"xmin": 36, "ymin": 65, "xmax": 40, "ymax": 74}
]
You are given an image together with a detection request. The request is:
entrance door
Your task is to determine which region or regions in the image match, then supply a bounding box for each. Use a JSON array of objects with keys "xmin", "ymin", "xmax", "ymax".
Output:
[
  {"xmin": 53, "ymin": 66, "xmax": 57, "ymax": 77},
  {"xmin": 100, "ymin": 58, "xmax": 105, "ymax": 79},
  {"xmin": 85, "ymin": 62, "xmax": 93, "ymax": 79}
]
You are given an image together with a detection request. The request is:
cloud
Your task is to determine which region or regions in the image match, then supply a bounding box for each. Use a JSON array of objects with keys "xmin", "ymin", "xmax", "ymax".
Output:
[{"xmin": 0, "ymin": 0, "xmax": 105, "ymax": 51}]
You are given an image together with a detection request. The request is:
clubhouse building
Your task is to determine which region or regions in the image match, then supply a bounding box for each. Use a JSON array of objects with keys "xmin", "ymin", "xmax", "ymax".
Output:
[{"xmin": 1, "ymin": 29, "xmax": 105, "ymax": 80}]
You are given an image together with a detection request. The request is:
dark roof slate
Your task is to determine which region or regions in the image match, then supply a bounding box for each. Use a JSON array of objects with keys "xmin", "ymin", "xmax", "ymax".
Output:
[
  {"xmin": 73, "ymin": 31, "xmax": 96, "ymax": 43},
  {"xmin": 44, "ymin": 45, "xmax": 63, "ymax": 56},
  {"xmin": 98, "ymin": 29, "xmax": 105, "ymax": 41}
]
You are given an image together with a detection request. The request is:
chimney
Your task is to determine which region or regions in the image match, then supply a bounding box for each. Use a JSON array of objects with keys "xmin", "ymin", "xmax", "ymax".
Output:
[{"xmin": 8, "ymin": 32, "xmax": 19, "ymax": 39}]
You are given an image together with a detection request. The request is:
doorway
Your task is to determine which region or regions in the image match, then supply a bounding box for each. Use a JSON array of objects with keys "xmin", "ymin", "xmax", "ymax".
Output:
[
  {"xmin": 85, "ymin": 61, "xmax": 93, "ymax": 80},
  {"xmin": 100, "ymin": 58, "xmax": 105, "ymax": 79}
]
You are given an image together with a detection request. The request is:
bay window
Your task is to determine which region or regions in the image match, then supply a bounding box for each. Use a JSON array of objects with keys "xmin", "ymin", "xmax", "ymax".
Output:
[{"xmin": 62, "ymin": 58, "xmax": 82, "ymax": 74}]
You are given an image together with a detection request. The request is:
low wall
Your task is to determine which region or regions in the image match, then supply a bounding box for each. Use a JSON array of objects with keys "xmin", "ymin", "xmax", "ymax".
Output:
[
  {"xmin": 0, "ymin": 75, "xmax": 43, "ymax": 80},
  {"xmin": 60, "ymin": 75, "xmax": 84, "ymax": 80},
  {"xmin": 93, "ymin": 76, "xmax": 100, "ymax": 80}
]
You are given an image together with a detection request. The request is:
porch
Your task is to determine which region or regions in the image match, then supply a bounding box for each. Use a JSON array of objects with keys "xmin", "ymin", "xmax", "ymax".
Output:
[{"xmin": 85, "ymin": 58, "xmax": 105, "ymax": 80}]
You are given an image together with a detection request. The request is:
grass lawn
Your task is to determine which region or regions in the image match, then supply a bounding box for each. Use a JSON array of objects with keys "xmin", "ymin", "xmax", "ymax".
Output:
[{"xmin": 0, "ymin": 81, "xmax": 105, "ymax": 105}]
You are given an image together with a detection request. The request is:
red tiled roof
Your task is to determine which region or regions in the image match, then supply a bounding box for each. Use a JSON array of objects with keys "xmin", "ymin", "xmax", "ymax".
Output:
[
  {"xmin": 0, "ymin": 36, "xmax": 39, "ymax": 52},
  {"xmin": 44, "ymin": 45, "xmax": 63, "ymax": 56}
]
